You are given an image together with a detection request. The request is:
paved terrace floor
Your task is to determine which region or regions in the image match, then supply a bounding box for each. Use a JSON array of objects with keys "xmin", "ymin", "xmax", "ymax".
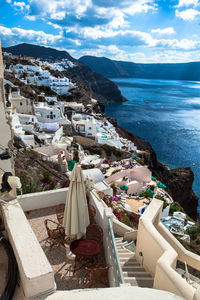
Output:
[
  {"xmin": 25, "ymin": 206, "xmax": 108, "ymax": 290},
  {"xmin": 126, "ymin": 197, "xmax": 150, "ymax": 214}
]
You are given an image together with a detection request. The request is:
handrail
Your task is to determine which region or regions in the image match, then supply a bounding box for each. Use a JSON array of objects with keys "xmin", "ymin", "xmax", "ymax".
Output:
[{"xmin": 108, "ymin": 216, "xmax": 125, "ymax": 285}]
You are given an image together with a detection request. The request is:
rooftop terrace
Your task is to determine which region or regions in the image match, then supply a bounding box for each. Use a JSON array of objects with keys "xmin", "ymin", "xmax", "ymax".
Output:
[{"xmin": 25, "ymin": 205, "xmax": 108, "ymax": 291}]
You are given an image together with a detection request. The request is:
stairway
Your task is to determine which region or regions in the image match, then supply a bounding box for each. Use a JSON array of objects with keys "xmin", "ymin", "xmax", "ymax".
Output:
[{"xmin": 115, "ymin": 237, "xmax": 154, "ymax": 288}]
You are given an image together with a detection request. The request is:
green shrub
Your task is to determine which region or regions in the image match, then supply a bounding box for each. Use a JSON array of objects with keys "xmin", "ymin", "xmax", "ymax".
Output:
[
  {"xmin": 19, "ymin": 172, "xmax": 42, "ymax": 194},
  {"xmin": 185, "ymin": 225, "xmax": 200, "ymax": 240},
  {"xmin": 110, "ymin": 183, "xmax": 117, "ymax": 196},
  {"xmin": 169, "ymin": 202, "xmax": 185, "ymax": 215},
  {"xmin": 84, "ymin": 150, "xmax": 90, "ymax": 155},
  {"xmin": 42, "ymin": 170, "xmax": 53, "ymax": 183},
  {"xmin": 122, "ymin": 214, "xmax": 131, "ymax": 227},
  {"xmin": 137, "ymin": 158, "xmax": 145, "ymax": 166},
  {"xmin": 111, "ymin": 169, "xmax": 120, "ymax": 175},
  {"xmin": 139, "ymin": 191, "xmax": 153, "ymax": 198}
]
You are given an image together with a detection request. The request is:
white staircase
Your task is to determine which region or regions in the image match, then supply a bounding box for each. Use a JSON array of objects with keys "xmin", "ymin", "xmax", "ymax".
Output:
[{"xmin": 115, "ymin": 237, "xmax": 154, "ymax": 288}]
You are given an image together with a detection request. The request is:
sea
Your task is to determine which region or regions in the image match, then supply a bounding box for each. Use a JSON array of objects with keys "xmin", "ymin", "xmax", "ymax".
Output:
[{"xmin": 105, "ymin": 78, "xmax": 200, "ymax": 214}]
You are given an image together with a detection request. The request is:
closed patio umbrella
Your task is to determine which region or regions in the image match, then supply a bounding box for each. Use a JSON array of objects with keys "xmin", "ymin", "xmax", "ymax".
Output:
[
  {"xmin": 63, "ymin": 164, "xmax": 90, "ymax": 240},
  {"xmin": 157, "ymin": 182, "xmax": 166, "ymax": 189},
  {"xmin": 120, "ymin": 185, "xmax": 128, "ymax": 191}
]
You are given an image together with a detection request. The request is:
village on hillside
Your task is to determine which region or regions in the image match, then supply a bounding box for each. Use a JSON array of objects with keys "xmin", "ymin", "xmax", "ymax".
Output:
[
  {"xmin": 1, "ymin": 47, "xmax": 200, "ymax": 300},
  {"xmin": 2, "ymin": 51, "xmax": 197, "ymax": 247}
]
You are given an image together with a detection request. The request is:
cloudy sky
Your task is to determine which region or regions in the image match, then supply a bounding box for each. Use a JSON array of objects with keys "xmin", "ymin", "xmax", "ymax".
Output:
[{"xmin": 1, "ymin": 0, "xmax": 200, "ymax": 63}]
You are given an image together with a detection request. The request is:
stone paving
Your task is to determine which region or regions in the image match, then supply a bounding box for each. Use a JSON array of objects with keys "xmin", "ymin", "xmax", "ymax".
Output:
[{"xmin": 25, "ymin": 205, "xmax": 108, "ymax": 290}]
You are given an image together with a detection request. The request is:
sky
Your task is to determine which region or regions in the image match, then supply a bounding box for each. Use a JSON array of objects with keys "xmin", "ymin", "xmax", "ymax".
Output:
[{"xmin": 1, "ymin": 0, "xmax": 200, "ymax": 63}]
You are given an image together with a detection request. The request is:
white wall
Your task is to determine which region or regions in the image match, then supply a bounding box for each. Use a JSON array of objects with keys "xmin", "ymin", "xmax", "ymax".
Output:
[
  {"xmin": 1, "ymin": 199, "xmax": 56, "ymax": 299},
  {"xmin": 18, "ymin": 188, "xmax": 68, "ymax": 212},
  {"xmin": 135, "ymin": 199, "xmax": 196, "ymax": 300}
]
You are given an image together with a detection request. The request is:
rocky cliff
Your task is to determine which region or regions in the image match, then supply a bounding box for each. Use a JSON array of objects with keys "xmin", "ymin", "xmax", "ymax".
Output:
[
  {"xmin": 79, "ymin": 55, "xmax": 200, "ymax": 81},
  {"xmin": 109, "ymin": 118, "xmax": 199, "ymax": 220},
  {"xmin": 64, "ymin": 63, "xmax": 126, "ymax": 104}
]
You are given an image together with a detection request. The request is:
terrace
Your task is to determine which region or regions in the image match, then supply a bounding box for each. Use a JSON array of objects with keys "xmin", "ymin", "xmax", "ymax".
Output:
[{"xmin": 25, "ymin": 205, "xmax": 108, "ymax": 291}]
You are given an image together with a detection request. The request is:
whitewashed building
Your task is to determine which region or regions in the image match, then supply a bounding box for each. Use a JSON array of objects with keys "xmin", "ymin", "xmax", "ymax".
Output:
[
  {"xmin": 71, "ymin": 114, "xmax": 97, "ymax": 137},
  {"xmin": 34, "ymin": 102, "xmax": 71, "ymax": 125}
]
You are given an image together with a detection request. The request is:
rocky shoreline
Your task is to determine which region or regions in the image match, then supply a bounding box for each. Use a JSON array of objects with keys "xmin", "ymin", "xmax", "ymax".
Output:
[{"xmin": 108, "ymin": 118, "xmax": 199, "ymax": 221}]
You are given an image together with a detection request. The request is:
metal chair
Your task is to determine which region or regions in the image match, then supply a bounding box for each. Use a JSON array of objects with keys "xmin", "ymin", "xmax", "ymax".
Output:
[
  {"xmin": 56, "ymin": 203, "xmax": 65, "ymax": 225},
  {"xmin": 86, "ymin": 224, "xmax": 103, "ymax": 243},
  {"xmin": 44, "ymin": 219, "xmax": 68, "ymax": 248},
  {"xmin": 88, "ymin": 204, "xmax": 96, "ymax": 224}
]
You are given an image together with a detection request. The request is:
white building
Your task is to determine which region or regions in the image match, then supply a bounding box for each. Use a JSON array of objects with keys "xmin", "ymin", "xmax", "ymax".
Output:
[
  {"xmin": 71, "ymin": 114, "xmax": 97, "ymax": 137},
  {"xmin": 34, "ymin": 102, "xmax": 71, "ymax": 125},
  {"xmin": 64, "ymin": 102, "xmax": 84, "ymax": 112}
]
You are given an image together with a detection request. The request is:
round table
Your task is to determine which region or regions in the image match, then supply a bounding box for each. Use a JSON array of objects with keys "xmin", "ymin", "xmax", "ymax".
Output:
[
  {"xmin": 70, "ymin": 239, "xmax": 101, "ymax": 274},
  {"xmin": 70, "ymin": 239, "xmax": 100, "ymax": 256}
]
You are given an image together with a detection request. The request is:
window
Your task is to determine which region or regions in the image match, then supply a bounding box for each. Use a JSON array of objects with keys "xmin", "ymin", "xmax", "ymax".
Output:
[
  {"xmin": 88, "ymin": 127, "xmax": 92, "ymax": 130},
  {"xmin": 47, "ymin": 115, "xmax": 49, "ymax": 118},
  {"xmin": 20, "ymin": 102, "xmax": 23, "ymax": 106}
]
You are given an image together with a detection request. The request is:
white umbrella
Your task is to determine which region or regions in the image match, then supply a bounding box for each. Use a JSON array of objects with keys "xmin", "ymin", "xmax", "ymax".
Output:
[{"xmin": 63, "ymin": 164, "xmax": 90, "ymax": 240}]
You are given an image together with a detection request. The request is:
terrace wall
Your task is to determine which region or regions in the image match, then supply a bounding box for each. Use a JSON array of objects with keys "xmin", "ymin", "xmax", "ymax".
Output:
[
  {"xmin": 135, "ymin": 199, "xmax": 197, "ymax": 300},
  {"xmin": 1, "ymin": 199, "xmax": 56, "ymax": 299},
  {"xmin": 18, "ymin": 187, "xmax": 68, "ymax": 211}
]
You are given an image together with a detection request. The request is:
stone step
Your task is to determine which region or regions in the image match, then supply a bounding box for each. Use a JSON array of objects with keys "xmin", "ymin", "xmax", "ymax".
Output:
[
  {"xmin": 119, "ymin": 256, "xmax": 138, "ymax": 262},
  {"xmin": 123, "ymin": 271, "xmax": 152, "ymax": 278},
  {"xmin": 115, "ymin": 238, "xmax": 128, "ymax": 243},
  {"xmin": 118, "ymin": 252, "xmax": 134, "ymax": 258},
  {"xmin": 124, "ymin": 277, "xmax": 154, "ymax": 288},
  {"xmin": 120, "ymin": 260, "xmax": 141, "ymax": 268},
  {"xmin": 116, "ymin": 241, "xmax": 129, "ymax": 247},
  {"xmin": 122, "ymin": 265, "xmax": 146, "ymax": 272},
  {"xmin": 117, "ymin": 247, "xmax": 130, "ymax": 255}
]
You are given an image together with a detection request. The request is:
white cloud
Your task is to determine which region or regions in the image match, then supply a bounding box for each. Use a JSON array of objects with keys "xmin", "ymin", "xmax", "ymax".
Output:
[
  {"xmin": 176, "ymin": 0, "xmax": 199, "ymax": 8},
  {"xmin": 25, "ymin": 15, "xmax": 36, "ymax": 21},
  {"xmin": 0, "ymin": 26, "xmax": 13, "ymax": 36},
  {"xmin": 176, "ymin": 8, "xmax": 200, "ymax": 20},
  {"xmin": 50, "ymin": 11, "xmax": 65, "ymax": 20},
  {"xmin": 13, "ymin": 1, "xmax": 29, "ymax": 12},
  {"xmin": 123, "ymin": 0, "xmax": 157, "ymax": 15},
  {"xmin": 151, "ymin": 27, "xmax": 176, "ymax": 35},
  {"xmin": 0, "ymin": 25, "xmax": 62, "ymax": 45},
  {"xmin": 156, "ymin": 38, "xmax": 200, "ymax": 50}
]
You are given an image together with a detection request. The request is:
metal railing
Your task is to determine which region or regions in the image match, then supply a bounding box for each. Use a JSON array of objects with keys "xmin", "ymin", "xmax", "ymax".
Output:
[{"xmin": 108, "ymin": 216, "xmax": 125, "ymax": 285}]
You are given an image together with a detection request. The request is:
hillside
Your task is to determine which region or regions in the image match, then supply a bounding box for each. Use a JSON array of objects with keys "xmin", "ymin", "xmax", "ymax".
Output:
[
  {"xmin": 3, "ymin": 43, "xmax": 126, "ymax": 104},
  {"xmin": 3, "ymin": 43, "xmax": 76, "ymax": 62},
  {"xmin": 79, "ymin": 55, "xmax": 200, "ymax": 81}
]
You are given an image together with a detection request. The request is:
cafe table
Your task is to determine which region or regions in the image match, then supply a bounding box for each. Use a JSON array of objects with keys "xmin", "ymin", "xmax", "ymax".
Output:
[{"xmin": 70, "ymin": 239, "xmax": 101, "ymax": 274}]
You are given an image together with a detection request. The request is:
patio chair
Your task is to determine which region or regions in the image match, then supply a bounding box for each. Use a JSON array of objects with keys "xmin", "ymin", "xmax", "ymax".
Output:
[
  {"xmin": 86, "ymin": 224, "xmax": 103, "ymax": 243},
  {"xmin": 85, "ymin": 264, "xmax": 109, "ymax": 288},
  {"xmin": 44, "ymin": 219, "xmax": 69, "ymax": 248},
  {"xmin": 56, "ymin": 203, "xmax": 65, "ymax": 225},
  {"xmin": 88, "ymin": 204, "xmax": 96, "ymax": 224}
]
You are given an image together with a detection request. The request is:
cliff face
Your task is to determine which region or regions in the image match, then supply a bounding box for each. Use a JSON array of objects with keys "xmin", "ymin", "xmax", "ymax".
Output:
[
  {"xmin": 109, "ymin": 118, "xmax": 199, "ymax": 220},
  {"xmin": 64, "ymin": 63, "xmax": 126, "ymax": 104},
  {"xmin": 79, "ymin": 55, "xmax": 200, "ymax": 81}
]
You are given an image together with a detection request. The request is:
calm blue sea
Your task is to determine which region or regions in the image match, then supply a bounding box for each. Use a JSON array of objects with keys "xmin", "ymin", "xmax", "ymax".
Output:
[{"xmin": 105, "ymin": 78, "xmax": 200, "ymax": 214}]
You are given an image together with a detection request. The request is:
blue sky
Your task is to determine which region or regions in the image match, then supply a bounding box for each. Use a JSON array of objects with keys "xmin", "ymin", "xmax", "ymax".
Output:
[{"xmin": 1, "ymin": 0, "xmax": 200, "ymax": 63}]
